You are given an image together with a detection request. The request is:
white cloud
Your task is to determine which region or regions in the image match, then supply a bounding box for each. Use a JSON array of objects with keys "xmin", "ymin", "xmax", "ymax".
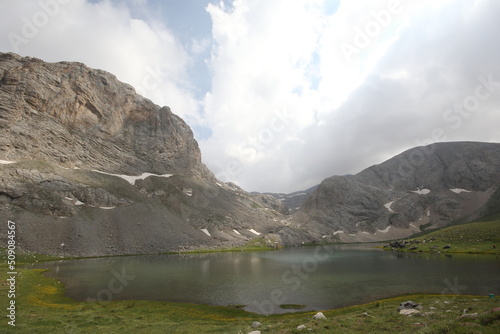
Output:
[
  {"xmin": 201, "ymin": 0, "xmax": 500, "ymax": 193},
  {"xmin": 202, "ymin": 0, "xmax": 326, "ymax": 189},
  {"xmin": 1, "ymin": 0, "xmax": 499, "ymax": 193}
]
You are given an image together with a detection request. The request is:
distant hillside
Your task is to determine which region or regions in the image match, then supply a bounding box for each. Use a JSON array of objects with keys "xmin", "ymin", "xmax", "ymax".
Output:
[
  {"xmin": 262, "ymin": 185, "xmax": 318, "ymax": 214},
  {"xmin": 291, "ymin": 142, "xmax": 500, "ymax": 243}
]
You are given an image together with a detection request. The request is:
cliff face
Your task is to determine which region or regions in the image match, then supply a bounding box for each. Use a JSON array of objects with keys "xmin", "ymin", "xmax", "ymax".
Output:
[
  {"xmin": 293, "ymin": 142, "xmax": 500, "ymax": 242},
  {"xmin": 0, "ymin": 53, "xmax": 294, "ymax": 256},
  {"xmin": 0, "ymin": 52, "xmax": 210, "ymax": 178}
]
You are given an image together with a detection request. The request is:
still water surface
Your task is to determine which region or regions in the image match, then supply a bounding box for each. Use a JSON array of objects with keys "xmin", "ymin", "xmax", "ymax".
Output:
[{"xmin": 35, "ymin": 244, "xmax": 500, "ymax": 314}]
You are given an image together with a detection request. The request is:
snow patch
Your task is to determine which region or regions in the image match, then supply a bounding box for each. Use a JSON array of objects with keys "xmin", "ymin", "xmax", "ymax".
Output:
[
  {"xmin": 183, "ymin": 188, "xmax": 193, "ymax": 196},
  {"xmin": 248, "ymin": 229, "xmax": 261, "ymax": 235},
  {"xmin": 289, "ymin": 192, "xmax": 307, "ymax": 197},
  {"xmin": 333, "ymin": 231, "xmax": 344, "ymax": 235},
  {"xmin": 361, "ymin": 231, "xmax": 370, "ymax": 235},
  {"xmin": 99, "ymin": 206, "xmax": 116, "ymax": 210},
  {"xmin": 75, "ymin": 200, "xmax": 85, "ymax": 206},
  {"xmin": 384, "ymin": 201, "xmax": 395, "ymax": 212},
  {"xmin": 233, "ymin": 229, "xmax": 241, "ymax": 235},
  {"xmin": 0, "ymin": 160, "xmax": 16, "ymax": 164},
  {"xmin": 92, "ymin": 170, "xmax": 173, "ymax": 185},
  {"xmin": 201, "ymin": 229, "xmax": 211, "ymax": 237},
  {"xmin": 450, "ymin": 188, "xmax": 471, "ymax": 194},
  {"xmin": 427, "ymin": 210, "xmax": 431, "ymax": 217},
  {"xmin": 411, "ymin": 188, "xmax": 431, "ymax": 195},
  {"xmin": 376, "ymin": 226, "xmax": 391, "ymax": 233}
]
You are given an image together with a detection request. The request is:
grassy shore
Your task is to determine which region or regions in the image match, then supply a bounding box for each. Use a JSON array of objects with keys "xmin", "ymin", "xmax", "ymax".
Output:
[
  {"xmin": 0, "ymin": 253, "xmax": 498, "ymax": 333},
  {"xmin": 0, "ymin": 265, "xmax": 498, "ymax": 333},
  {"xmin": 383, "ymin": 219, "xmax": 500, "ymax": 254}
]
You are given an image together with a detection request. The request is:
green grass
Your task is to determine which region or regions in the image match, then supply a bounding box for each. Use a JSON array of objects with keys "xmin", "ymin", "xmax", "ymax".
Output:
[
  {"xmin": 383, "ymin": 219, "xmax": 500, "ymax": 254},
  {"xmin": 0, "ymin": 264, "xmax": 498, "ymax": 333}
]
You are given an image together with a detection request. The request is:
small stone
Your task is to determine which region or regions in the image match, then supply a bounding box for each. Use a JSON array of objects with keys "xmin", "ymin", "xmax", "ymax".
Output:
[
  {"xmin": 297, "ymin": 325, "xmax": 307, "ymax": 330},
  {"xmin": 247, "ymin": 331, "xmax": 261, "ymax": 334},
  {"xmin": 399, "ymin": 309, "xmax": 420, "ymax": 316},
  {"xmin": 251, "ymin": 321, "xmax": 261, "ymax": 328},
  {"xmin": 430, "ymin": 307, "xmax": 437, "ymax": 310},
  {"xmin": 313, "ymin": 312, "xmax": 327, "ymax": 320},
  {"xmin": 460, "ymin": 313, "xmax": 479, "ymax": 319}
]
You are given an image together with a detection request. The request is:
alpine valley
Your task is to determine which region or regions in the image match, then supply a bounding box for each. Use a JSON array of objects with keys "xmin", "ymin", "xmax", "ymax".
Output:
[{"xmin": 1, "ymin": 53, "xmax": 499, "ymax": 257}]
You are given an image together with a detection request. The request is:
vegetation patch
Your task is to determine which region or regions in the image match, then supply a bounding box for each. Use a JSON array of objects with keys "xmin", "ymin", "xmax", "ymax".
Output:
[
  {"xmin": 280, "ymin": 304, "xmax": 306, "ymax": 310},
  {"xmin": 384, "ymin": 219, "xmax": 500, "ymax": 254}
]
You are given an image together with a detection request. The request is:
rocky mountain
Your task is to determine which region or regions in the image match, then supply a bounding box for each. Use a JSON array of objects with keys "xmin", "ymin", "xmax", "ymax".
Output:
[
  {"xmin": 263, "ymin": 185, "xmax": 318, "ymax": 214},
  {"xmin": 1, "ymin": 53, "xmax": 499, "ymax": 257},
  {"xmin": 291, "ymin": 142, "xmax": 500, "ymax": 242},
  {"xmin": 0, "ymin": 52, "xmax": 301, "ymax": 257}
]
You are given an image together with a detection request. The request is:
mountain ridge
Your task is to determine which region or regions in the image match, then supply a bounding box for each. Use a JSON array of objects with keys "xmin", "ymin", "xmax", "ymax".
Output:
[
  {"xmin": 0, "ymin": 52, "xmax": 298, "ymax": 256},
  {"xmin": 291, "ymin": 141, "xmax": 500, "ymax": 242},
  {"xmin": 0, "ymin": 53, "xmax": 499, "ymax": 256}
]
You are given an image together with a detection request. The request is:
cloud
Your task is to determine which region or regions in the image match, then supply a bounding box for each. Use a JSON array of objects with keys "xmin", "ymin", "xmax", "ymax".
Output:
[
  {"xmin": 201, "ymin": 0, "xmax": 500, "ymax": 193},
  {"xmin": 201, "ymin": 0, "xmax": 326, "ymax": 190},
  {"xmin": 1, "ymin": 0, "xmax": 499, "ymax": 193}
]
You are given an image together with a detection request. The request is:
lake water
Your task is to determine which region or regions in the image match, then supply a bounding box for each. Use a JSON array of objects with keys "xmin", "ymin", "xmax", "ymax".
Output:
[{"xmin": 34, "ymin": 244, "xmax": 500, "ymax": 314}]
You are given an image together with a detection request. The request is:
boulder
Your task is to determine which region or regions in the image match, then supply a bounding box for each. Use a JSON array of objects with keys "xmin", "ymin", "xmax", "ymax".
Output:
[
  {"xmin": 399, "ymin": 309, "xmax": 420, "ymax": 316},
  {"xmin": 397, "ymin": 301, "xmax": 420, "ymax": 311},
  {"xmin": 313, "ymin": 312, "xmax": 327, "ymax": 320},
  {"xmin": 251, "ymin": 321, "xmax": 261, "ymax": 328}
]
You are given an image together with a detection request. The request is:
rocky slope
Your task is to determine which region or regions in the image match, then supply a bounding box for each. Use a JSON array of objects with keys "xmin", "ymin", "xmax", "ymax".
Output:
[
  {"xmin": 0, "ymin": 52, "xmax": 298, "ymax": 256},
  {"xmin": 264, "ymin": 185, "xmax": 318, "ymax": 214},
  {"xmin": 292, "ymin": 142, "xmax": 500, "ymax": 242}
]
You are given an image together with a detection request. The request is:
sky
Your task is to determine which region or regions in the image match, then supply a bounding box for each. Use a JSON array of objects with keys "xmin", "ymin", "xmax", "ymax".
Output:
[{"xmin": 1, "ymin": 0, "xmax": 499, "ymax": 193}]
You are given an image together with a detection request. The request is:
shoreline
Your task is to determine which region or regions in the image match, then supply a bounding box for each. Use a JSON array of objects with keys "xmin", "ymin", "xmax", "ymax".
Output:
[{"xmin": 1, "ymin": 244, "xmax": 499, "ymax": 333}]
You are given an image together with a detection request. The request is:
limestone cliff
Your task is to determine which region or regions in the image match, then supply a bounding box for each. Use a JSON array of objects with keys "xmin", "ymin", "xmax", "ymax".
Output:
[{"xmin": 0, "ymin": 52, "xmax": 211, "ymax": 178}]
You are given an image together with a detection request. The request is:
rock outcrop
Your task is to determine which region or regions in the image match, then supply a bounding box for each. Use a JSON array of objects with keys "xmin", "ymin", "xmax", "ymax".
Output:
[{"xmin": 0, "ymin": 52, "xmax": 211, "ymax": 178}]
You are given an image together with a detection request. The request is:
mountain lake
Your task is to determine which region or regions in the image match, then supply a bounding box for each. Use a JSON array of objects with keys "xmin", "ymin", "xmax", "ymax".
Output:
[{"xmin": 32, "ymin": 244, "xmax": 500, "ymax": 314}]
